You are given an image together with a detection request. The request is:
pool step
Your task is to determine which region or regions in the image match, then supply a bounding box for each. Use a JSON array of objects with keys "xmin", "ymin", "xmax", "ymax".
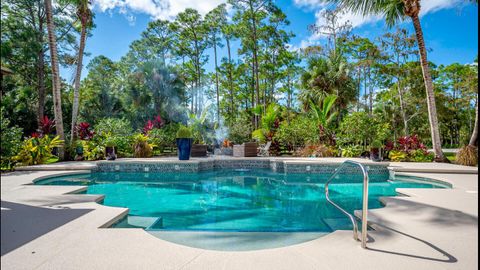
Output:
[
  {"xmin": 146, "ymin": 217, "xmax": 164, "ymax": 231},
  {"xmin": 323, "ymin": 218, "xmax": 352, "ymax": 231},
  {"xmin": 127, "ymin": 216, "xmax": 159, "ymax": 228}
]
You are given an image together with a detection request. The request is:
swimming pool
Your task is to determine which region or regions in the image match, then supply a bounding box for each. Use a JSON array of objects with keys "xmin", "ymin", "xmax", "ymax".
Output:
[{"xmin": 35, "ymin": 168, "xmax": 448, "ymax": 233}]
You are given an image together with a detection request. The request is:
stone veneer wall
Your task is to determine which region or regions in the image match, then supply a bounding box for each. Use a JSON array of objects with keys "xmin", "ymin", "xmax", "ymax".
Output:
[{"xmin": 94, "ymin": 159, "xmax": 390, "ymax": 180}]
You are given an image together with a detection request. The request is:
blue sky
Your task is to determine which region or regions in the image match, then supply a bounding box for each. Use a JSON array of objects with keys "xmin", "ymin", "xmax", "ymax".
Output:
[{"xmin": 61, "ymin": 0, "xmax": 478, "ymax": 81}]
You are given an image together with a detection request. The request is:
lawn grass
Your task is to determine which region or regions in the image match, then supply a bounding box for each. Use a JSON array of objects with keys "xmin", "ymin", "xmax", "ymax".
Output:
[
  {"xmin": 46, "ymin": 157, "xmax": 59, "ymax": 164},
  {"xmin": 445, "ymin": 152, "xmax": 456, "ymax": 163}
]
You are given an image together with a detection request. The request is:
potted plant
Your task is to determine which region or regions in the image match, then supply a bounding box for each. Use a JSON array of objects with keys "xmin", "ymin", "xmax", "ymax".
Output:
[
  {"xmin": 370, "ymin": 140, "xmax": 382, "ymax": 161},
  {"xmin": 188, "ymin": 111, "xmax": 209, "ymax": 157},
  {"xmin": 74, "ymin": 141, "xmax": 84, "ymax": 161},
  {"xmin": 176, "ymin": 125, "xmax": 193, "ymax": 160},
  {"xmin": 105, "ymin": 137, "xmax": 117, "ymax": 160}
]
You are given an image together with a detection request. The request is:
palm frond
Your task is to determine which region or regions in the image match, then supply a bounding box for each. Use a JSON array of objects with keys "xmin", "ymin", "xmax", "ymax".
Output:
[
  {"xmin": 308, "ymin": 98, "xmax": 322, "ymax": 121},
  {"xmin": 322, "ymin": 94, "xmax": 337, "ymax": 117},
  {"xmin": 325, "ymin": 0, "xmax": 405, "ymax": 27}
]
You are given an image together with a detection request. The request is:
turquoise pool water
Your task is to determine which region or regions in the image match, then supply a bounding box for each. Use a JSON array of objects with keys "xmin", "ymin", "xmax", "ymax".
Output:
[{"xmin": 35, "ymin": 169, "xmax": 447, "ymax": 232}]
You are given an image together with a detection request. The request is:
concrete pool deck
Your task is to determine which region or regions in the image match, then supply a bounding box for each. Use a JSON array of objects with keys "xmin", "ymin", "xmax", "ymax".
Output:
[{"xmin": 1, "ymin": 158, "xmax": 478, "ymax": 270}]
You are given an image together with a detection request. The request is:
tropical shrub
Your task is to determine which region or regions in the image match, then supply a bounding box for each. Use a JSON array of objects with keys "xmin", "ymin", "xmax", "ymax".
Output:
[
  {"xmin": 275, "ymin": 116, "xmax": 319, "ymax": 151},
  {"xmin": 75, "ymin": 122, "xmax": 95, "ymax": 140},
  {"xmin": 14, "ymin": 135, "xmax": 63, "ymax": 166},
  {"xmin": 388, "ymin": 135, "xmax": 433, "ymax": 162},
  {"xmin": 388, "ymin": 150, "xmax": 409, "ymax": 162},
  {"xmin": 94, "ymin": 118, "xmax": 134, "ymax": 157},
  {"xmin": 337, "ymin": 112, "xmax": 372, "ymax": 146},
  {"xmin": 251, "ymin": 103, "xmax": 281, "ymax": 143},
  {"xmin": 384, "ymin": 141, "xmax": 395, "ymax": 151},
  {"xmin": 227, "ymin": 118, "xmax": 252, "ymax": 144},
  {"xmin": 79, "ymin": 139, "xmax": 105, "ymax": 161},
  {"xmin": 149, "ymin": 123, "xmax": 178, "ymax": 152},
  {"xmin": 294, "ymin": 144, "xmax": 338, "ymax": 157},
  {"xmin": 143, "ymin": 115, "xmax": 165, "ymax": 134},
  {"xmin": 38, "ymin": 115, "xmax": 55, "ymax": 136},
  {"xmin": 341, "ymin": 145, "xmax": 363, "ymax": 158},
  {"xmin": 113, "ymin": 135, "xmax": 133, "ymax": 157},
  {"xmin": 1, "ymin": 110, "xmax": 23, "ymax": 169},
  {"xmin": 94, "ymin": 118, "xmax": 133, "ymax": 137},
  {"xmin": 308, "ymin": 94, "xmax": 337, "ymax": 144},
  {"xmin": 374, "ymin": 123, "xmax": 391, "ymax": 145},
  {"xmin": 410, "ymin": 149, "xmax": 434, "ymax": 162},
  {"xmin": 188, "ymin": 108, "xmax": 209, "ymax": 144},
  {"xmin": 132, "ymin": 133, "xmax": 154, "ymax": 158},
  {"xmin": 338, "ymin": 112, "xmax": 391, "ymax": 148},
  {"xmin": 397, "ymin": 134, "xmax": 427, "ymax": 152}
]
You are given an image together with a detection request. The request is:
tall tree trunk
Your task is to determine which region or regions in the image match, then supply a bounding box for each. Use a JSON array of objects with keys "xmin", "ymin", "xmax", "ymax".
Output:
[
  {"xmin": 249, "ymin": 1, "xmax": 260, "ymax": 128},
  {"xmin": 190, "ymin": 84, "xmax": 194, "ymax": 113},
  {"xmin": 226, "ymin": 37, "xmax": 234, "ymax": 115},
  {"xmin": 251, "ymin": 61, "xmax": 256, "ymax": 128},
  {"xmin": 411, "ymin": 14, "xmax": 447, "ymax": 162},
  {"xmin": 357, "ymin": 67, "xmax": 361, "ymax": 112},
  {"xmin": 368, "ymin": 67, "xmax": 373, "ymax": 115},
  {"xmin": 44, "ymin": 0, "xmax": 65, "ymax": 159},
  {"xmin": 363, "ymin": 66, "xmax": 367, "ymax": 112},
  {"xmin": 37, "ymin": 37, "xmax": 46, "ymax": 127},
  {"xmin": 70, "ymin": 20, "xmax": 87, "ymax": 144},
  {"xmin": 263, "ymin": 79, "xmax": 267, "ymax": 113},
  {"xmin": 397, "ymin": 80, "xmax": 409, "ymax": 136},
  {"xmin": 213, "ymin": 35, "xmax": 220, "ymax": 123},
  {"xmin": 193, "ymin": 39, "xmax": 201, "ymax": 115},
  {"xmin": 469, "ymin": 98, "xmax": 478, "ymax": 147},
  {"xmin": 286, "ymin": 74, "xmax": 291, "ymax": 124},
  {"xmin": 30, "ymin": 0, "xmax": 46, "ymax": 127},
  {"xmin": 453, "ymin": 84, "xmax": 459, "ymax": 146}
]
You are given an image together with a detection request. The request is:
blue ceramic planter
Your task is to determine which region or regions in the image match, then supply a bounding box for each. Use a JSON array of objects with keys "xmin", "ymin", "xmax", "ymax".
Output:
[{"xmin": 176, "ymin": 138, "xmax": 192, "ymax": 160}]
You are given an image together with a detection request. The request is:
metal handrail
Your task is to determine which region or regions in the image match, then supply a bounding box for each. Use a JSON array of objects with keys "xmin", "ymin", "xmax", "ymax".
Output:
[{"xmin": 325, "ymin": 160, "xmax": 369, "ymax": 248}]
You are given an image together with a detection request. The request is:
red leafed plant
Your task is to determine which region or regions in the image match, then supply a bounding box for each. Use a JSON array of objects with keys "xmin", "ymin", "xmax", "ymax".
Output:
[
  {"xmin": 397, "ymin": 134, "xmax": 427, "ymax": 153},
  {"xmin": 389, "ymin": 135, "xmax": 433, "ymax": 162},
  {"xmin": 76, "ymin": 122, "xmax": 95, "ymax": 140},
  {"xmin": 152, "ymin": 115, "xmax": 165, "ymax": 128},
  {"xmin": 143, "ymin": 120, "xmax": 154, "ymax": 134},
  {"xmin": 143, "ymin": 115, "xmax": 165, "ymax": 134},
  {"xmin": 39, "ymin": 115, "xmax": 55, "ymax": 136},
  {"xmin": 31, "ymin": 132, "xmax": 41, "ymax": 138},
  {"xmin": 384, "ymin": 141, "xmax": 394, "ymax": 151}
]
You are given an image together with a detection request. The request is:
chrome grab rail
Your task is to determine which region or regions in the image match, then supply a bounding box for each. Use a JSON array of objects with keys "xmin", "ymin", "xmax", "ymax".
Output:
[{"xmin": 325, "ymin": 160, "xmax": 369, "ymax": 248}]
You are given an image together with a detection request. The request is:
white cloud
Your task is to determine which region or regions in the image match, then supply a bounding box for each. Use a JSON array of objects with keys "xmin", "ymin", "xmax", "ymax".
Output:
[
  {"xmin": 93, "ymin": 0, "xmax": 227, "ymax": 23},
  {"xmin": 420, "ymin": 0, "xmax": 464, "ymax": 16},
  {"xmin": 294, "ymin": 0, "xmax": 467, "ymax": 46},
  {"xmin": 293, "ymin": 0, "xmax": 327, "ymax": 10},
  {"xmin": 294, "ymin": 0, "xmax": 466, "ymax": 29}
]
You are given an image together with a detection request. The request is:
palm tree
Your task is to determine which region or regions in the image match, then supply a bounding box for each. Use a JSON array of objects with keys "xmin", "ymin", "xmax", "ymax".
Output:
[
  {"xmin": 44, "ymin": 0, "xmax": 65, "ymax": 159},
  {"xmin": 70, "ymin": 0, "xmax": 92, "ymax": 145},
  {"xmin": 456, "ymin": 59, "xmax": 478, "ymax": 166},
  {"xmin": 309, "ymin": 94, "xmax": 338, "ymax": 144},
  {"xmin": 468, "ymin": 57, "xmax": 479, "ymax": 147},
  {"xmin": 252, "ymin": 103, "xmax": 280, "ymax": 143},
  {"xmin": 328, "ymin": 0, "xmax": 448, "ymax": 161},
  {"xmin": 299, "ymin": 52, "xmax": 356, "ymax": 113}
]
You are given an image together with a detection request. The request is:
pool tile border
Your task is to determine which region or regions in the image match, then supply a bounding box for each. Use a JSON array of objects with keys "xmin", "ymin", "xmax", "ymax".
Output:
[{"xmin": 94, "ymin": 159, "xmax": 389, "ymax": 179}]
